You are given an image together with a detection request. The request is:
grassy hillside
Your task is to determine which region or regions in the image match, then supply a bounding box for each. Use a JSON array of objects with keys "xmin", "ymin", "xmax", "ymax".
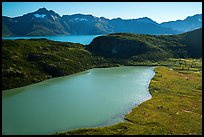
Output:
[
  {"xmin": 57, "ymin": 59, "xmax": 202, "ymax": 135},
  {"xmin": 87, "ymin": 28, "xmax": 202, "ymax": 61},
  {"xmin": 2, "ymin": 39, "xmax": 96, "ymax": 90},
  {"xmin": 178, "ymin": 28, "xmax": 202, "ymax": 58},
  {"xmin": 2, "ymin": 28, "xmax": 202, "ymax": 90}
]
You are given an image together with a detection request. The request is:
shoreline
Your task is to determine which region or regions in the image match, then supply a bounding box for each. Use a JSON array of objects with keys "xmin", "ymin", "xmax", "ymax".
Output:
[
  {"xmin": 57, "ymin": 65, "xmax": 202, "ymax": 135},
  {"xmin": 2, "ymin": 58, "xmax": 202, "ymax": 135},
  {"xmin": 2, "ymin": 65, "xmax": 155, "ymax": 92},
  {"xmin": 2, "ymin": 66, "xmax": 156, "ymax": 135},
  {"xmin": 54, "ymin": 66, "xmax": 157, "ymax": 135}
]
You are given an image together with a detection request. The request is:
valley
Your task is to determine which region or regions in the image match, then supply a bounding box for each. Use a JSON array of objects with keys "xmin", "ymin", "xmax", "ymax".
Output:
[
  {"xmin": 57, "ymin": 64, "xmax": 202, "ymax": 135},
  {"xmin": 2, "ymin": 28, "xmax": 202, "ymax": 90},
  {"xmin": 2, "ymin": 4, "xmax": 202, "ymax": 135}
]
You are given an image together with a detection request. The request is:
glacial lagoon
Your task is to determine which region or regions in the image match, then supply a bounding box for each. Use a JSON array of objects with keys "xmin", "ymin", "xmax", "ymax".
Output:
[{"xmin": 2, "ymin": 66, "xmax": 155, "ymax": 135}]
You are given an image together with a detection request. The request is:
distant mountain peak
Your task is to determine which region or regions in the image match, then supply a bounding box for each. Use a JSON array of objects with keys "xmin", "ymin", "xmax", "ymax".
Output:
[
  {"xmin": 72, "ymin": 14, "xmax": 95, "ymax": 18},
  {"xmin": 34, "ymin": 8, "xmax": 56, "ymax": 15},
  {"xmin": 136, "ymin": 17, "xmax": 158, "ymax": 24},
  {"xmin": 188, "ymin": 14, "xmax": 202, "ymax": 17},
  {"xmin": 36, "ymin": 7, "xmax": 49, "ymax": 12},
  {"xmin": 160, "ymin": 13, "xmax": 202, "ymax": 32},
  {"xmin": 185, "ymin": 14, "xmax": 202, "ymax": 21},
  {"xmin": 112, "ymin": 17, "xmax": 122, "ymax": 21},
  {"xmin": 138, "ymin": 17, "xmax": 151, "ymax": 20}
]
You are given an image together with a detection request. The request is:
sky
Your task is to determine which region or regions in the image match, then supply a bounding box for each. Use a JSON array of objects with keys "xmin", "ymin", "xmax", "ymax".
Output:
[{"xmin": 2, "ymin": 2, "xmax": 202, "ymax": 23}]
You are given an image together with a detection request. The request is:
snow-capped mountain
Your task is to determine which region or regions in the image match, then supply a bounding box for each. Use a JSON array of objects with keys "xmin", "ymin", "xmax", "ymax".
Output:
[
  {"xmin": 2, "ymin": 8, "xmax": 202, "ymax": 36},
  {"xmin": 3, "ymin": 8, "xmax": 70, "ymax": 36}
]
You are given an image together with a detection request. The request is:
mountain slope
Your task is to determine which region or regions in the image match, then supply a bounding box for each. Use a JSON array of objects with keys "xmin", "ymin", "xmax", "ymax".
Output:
[
  {"xmin": 160, "ymin": 14, "xmax": 202, "ymax": 32},
  {"xmin": 2, "ymin": 16, "xmax": 15, "ymax": 36},
  {"xmin": 4, "ymin": 8, "xmax": 200, "ymax": 36},
  {"xmin": 62, "ymin": 14, "xmax": 114, "ymax": 35},
  {"xmin": 108, "ymin": 18, "xmax": 180, "ymax": 35},
  {"xmin": 2, "ymin": 8, "xmax": 71, "ymax": 36},
  {"xmin": 2, "ymin": 39, "xmax": 95, "ymax": 90},
  {"xmin": 87, "ymin": 28, "xmax": 202, "ymax": 60},
  {"xmin": 178, "ymin": 28, "xmax": 202, "ymax": 57}
]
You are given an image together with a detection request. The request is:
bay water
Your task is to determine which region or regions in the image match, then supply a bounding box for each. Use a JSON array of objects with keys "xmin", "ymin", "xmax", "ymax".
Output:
[
  {"xmin": 2, "ymin": 35, "xmax": 100, "ymax": 45},
  {"xmin": 2, "ymin": 66, "xmax": 155, "ymax": 135}
]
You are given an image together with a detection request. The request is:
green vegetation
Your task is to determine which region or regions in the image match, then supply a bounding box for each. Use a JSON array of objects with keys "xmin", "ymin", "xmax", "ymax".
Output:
[
  {"xmin": 2, "ymin": 29, "xmax": 201, "ymax": 90},
  {"xmin": 2, "ymin": 39, "xmax": 121, "ymax": 90},
  {"xmin": 2, "ymin": 39, "xmax": 95, "ymax": 90},
  {"xmin": 124, "ymin": 58, "xmax": 202, "ymax": 70},
  {"xmin": 2, "ymin": 29, "xmax": 202, "ymax": 135},
  {"xmin": 1, "ymin": 39, "xmax": 121, "ymax": 90},
  {"xmin": 57, "ymin": 59, "xmax": 202, "ymax": 135},
  {"xmin": 88, "ymin": 28, "xmax": 201, "ymax": 59}
]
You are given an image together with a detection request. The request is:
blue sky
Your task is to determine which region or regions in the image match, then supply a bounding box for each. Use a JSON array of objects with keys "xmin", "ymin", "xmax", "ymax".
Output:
[{"xmin": 2, "ymin": 2, "xmax": 202, "ymax": 23}]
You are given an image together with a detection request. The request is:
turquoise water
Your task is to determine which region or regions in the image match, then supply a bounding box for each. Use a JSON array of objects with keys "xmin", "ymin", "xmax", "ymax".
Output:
[
  {"xmin": 2, "ymin": 35, "xmax": 100, "ymax": 45},
  {"xmin": 2, "ymin": 66, "xmax": 155, "ymax": 135}
]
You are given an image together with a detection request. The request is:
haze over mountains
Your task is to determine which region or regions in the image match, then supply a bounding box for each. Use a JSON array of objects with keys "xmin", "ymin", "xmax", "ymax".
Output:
[{"xmin": 2, "ymin": 8, "xmax": 202, "ymax": 36}]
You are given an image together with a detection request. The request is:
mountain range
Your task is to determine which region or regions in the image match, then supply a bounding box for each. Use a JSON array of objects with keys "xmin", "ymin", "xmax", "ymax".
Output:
[{"xmin": 2, "ymin": 8, "xmax": 202, "ymax": 36}]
